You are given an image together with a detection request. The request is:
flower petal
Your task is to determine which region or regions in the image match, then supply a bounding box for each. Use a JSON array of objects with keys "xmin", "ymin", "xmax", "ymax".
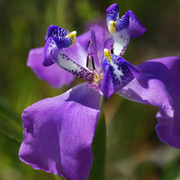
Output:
[
  {"xmin": 55, "ymin": 50, "xmax": 94, "ymax": 82},
  {"xmin": 63, "ymin": 25, "xmax": 106, "ymax": 69},
  {"xmin": 43, "ymin": 25, "xmax": 76, "ymax": 67},
  {"xmin": 103, "ymin": 37, "xmax": 114, "ymax": 53},
  {"xmin": 27, "ymin": 47, "xmax": 75, "ymax": 88},
  {"xmin": 106, "ymin": 3, "xmax": 146, "ymax": 56},
  {"xmin": 117, "ymin": 56, "xmax": 180, "ymax": 148},
  {"xmin": 126, "ymin": 10, "xmax": 147, "ymax": 38},
  {"xmin": 19, "ymin": 82, "xmax": 103, "ymax": 180},
  {"xmin": 101, "ymin": 53, "xmax": 141, "ymax": 99},
  {"xmin": 43, "ymin": 37, "xmax": 57, "ymax": 66},
  {"xmin": 63, "ymin": 31, "xmax": 89, "ymax": 69}
]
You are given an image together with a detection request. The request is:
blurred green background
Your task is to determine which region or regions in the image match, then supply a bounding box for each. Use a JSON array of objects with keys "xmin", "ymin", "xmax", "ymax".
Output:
[{"xmin": 1, "ymin": 0, "xmax": 180, "ymax": 179}]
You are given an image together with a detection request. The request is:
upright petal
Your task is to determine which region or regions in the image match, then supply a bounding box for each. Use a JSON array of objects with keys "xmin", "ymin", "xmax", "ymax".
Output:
[
  {"xmin": 64, "ymin": 25, "xmax": 106, "ymax": 69},
  {"xmin": 126, "ymin": 10, "xmax": 146, "ymax": 38},
  {"xmin": 43, "ymin": 25, "xmax": 76, "ymax": 66},
  {"xmin": 101, "ymin": 50, "xmax": 141, "ymax": 99},
  {"xmin": 106, "ymin": 3, "xmax": 146, "ymax": 56},
  {"xmin": 27, "ymin": 47, "xmax": 75, "ymax": 88},
  {"xmin": 19, "ymin": 82, "xmax": 103, "ymax": 180},
  {"xmin": 117, "ymin": 56, "xmax": 180, "ymax": 148}
]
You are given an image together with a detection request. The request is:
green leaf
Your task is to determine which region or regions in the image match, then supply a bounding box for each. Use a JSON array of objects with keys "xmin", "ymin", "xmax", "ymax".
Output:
[{"xmin": 89, "ymin": 101, "xmax": 106, "ymax": 180}]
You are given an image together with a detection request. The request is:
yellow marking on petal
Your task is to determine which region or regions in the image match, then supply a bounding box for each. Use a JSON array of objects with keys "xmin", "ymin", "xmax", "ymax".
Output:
[
  {"xmin": 104, "ymin": 48, "xmax": 112, "ymax": 63},
  {"xmin": 66, "ymin": 31, "xmax": 77, "ymax": 46},
  {"xmin": 108, "ymin": 21, "xmax": 116, "ymax": 34}
]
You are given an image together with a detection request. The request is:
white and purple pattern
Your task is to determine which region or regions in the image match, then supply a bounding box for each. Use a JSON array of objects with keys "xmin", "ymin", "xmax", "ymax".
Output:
[
  {"xmin": 106, "ymin": 3, "xmax": 146, "ymax": 56},
  {"xmin": 56, "ymin": 50, "xmax": 94, "ymax": 82},
  {"xmin": 101, "ymin": 54, "xmax": 141, "ymax": 98},
  {"xmin": 20, "ymin": 4, "xmax": 147, "ymax": 180},
  {"xmin": 19, "ymin": 3, "xmax": 180, "ymax": 180}
]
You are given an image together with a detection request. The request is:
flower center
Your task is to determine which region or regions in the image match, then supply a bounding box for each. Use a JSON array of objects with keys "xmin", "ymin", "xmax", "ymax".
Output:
[
  {"xmin": 92, "ymin": 70, "xmax": 103, "ymax": 83},
  {"xmin": 86, "ymin": 54, "xmax": 103, "ymax": 83}
]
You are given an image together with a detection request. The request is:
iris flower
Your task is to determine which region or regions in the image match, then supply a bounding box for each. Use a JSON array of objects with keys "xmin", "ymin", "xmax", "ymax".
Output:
[{"xmin": 19, "ymin": 3, "xmax": 180, "ymax": 180}]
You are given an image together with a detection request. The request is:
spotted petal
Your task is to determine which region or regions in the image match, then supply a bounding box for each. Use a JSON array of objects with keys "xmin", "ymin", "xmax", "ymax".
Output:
[
  {"xmin": 64, "ymin": 25, "xmax": 106, "ymax": 69},
  {"xmin": 27, "ymin": 47, "xmax": 75, "ymax": 88},
  {"xmin": 101, "ymin": 53, "xmax": 141, "ymax": 99},
  {"xmin": 19, "ymin": 82, "xmax": 103, "ymax": 180},
  {"xmin": 43, "ymin": 25, "xmax": 76, "ymax": 66},
  {"xmin": 55, "ymin": 50, "xmax": 94, "ymax": 82},
  {"xmin": 117, "ymin": 56, "xmax": 180, "ymax": 148},
  {"xmin": 106, "ymin": 3, "xmax": 146, "ymax": 56},
  {"xmin": 42, "ymin": 26, "xmax": 95, "ymax": 82}
]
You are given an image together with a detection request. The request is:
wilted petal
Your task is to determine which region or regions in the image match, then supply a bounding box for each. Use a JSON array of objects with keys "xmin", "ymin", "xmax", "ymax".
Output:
[
  {"xmin": 117, "ymin": 56, "xmax": 180, "ymax": 148},
  {"xmin": 101, "ymin": 52, "xmax": 141, "ymax": 99},
  {"xmin": 27, "ymin": 47, "xmax": 75, "ymax": 88},
  {"xmin": 19, "ymin": 82, "xmax": 103, "ymax": 180}
]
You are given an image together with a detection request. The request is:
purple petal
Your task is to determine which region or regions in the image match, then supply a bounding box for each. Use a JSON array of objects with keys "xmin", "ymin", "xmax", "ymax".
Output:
[
  {"xmin": 106, "ymin": 3, "xmax": 146, "ymax": 56},
  {"xmin": 43, "ymin": 25, "xmax": 76, "ymax": 67},
  {"xmin": 87, "ymin": 28, "xmax": 99, "ymax": 68},
  {"xmin": 19, "ymin": 82, "xmax": 103, "ymax": 180},
  {"xmin": 104, "ymin": 37, "xmax": 114, "ymax": 52},
  {"xmin": 106, "ymin": 3, "xmax": 119, "ymax": 22},
  {"xmin": 101, "ymin": 54, "xmax": 141, "ymax": 99},
  {"xmin": 126, "ymin": 10, "xmax": 146, "ymax": 38},
  {"xmin": 117, "ymin": 56, "xmax": 180, "ymax": 148},
  {"xmin": 106, "ymin": 4, "xmax": 129, "ymax": 56},
  {"xmin": 63, "ymin": 25, "xmax": 106, "ymax": 69},
  {"xmin": 89, "ymin": 26, "xmax": 106, "ymax": 68},
  {"xmin": 27, "ymin": 47, "xmax": 75, "ymax": 88},
  {"xmin": 43, "ymin": 37, "xmax": 57, "ymax": 66},
  {"xmin": 63, "ymin": 31, "xmax": 89, "ymax": 69},
  {"xmin": 45, "ymin": 25, "xmax": 69, "ymax": 41},
  {"xmin": 92, "ymin": 26, "xmax": 107, "ymax": 60},
  {"xmin": 56, "ymin": 50, "xmax": 94, "ymax": 82}
]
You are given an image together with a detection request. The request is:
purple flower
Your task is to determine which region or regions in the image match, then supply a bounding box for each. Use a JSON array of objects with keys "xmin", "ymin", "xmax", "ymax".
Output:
[{"xmin": 19, "ymin": 3, "xmax": 180, "ymax": 180}]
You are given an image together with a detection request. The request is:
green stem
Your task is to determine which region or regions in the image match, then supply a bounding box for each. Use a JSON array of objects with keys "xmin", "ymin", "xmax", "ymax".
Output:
[{"xmin": 89, "ymin": 100, "xmax": 106, "ymax": 180}]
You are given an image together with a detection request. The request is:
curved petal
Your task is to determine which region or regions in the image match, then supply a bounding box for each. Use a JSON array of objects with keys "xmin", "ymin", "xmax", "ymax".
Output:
[
  {"xmin": 63, "ymin": 25, "xmax": 106, "ymax": 69},
  {"xmin": 63, "ymin": 31, "xmax": 89, "ymax": 69},
  {"xmin": 104, "ymin": 37, "xmax": 114, "ymax": 52},
  {"xmin": 56, "ymin": 50, "xmax": 94, "ymax": 82},
  {"xmin": 43, "ymin": 37, "xmax": 57, "ymax": 66},
  {"xmin": 126, "ymin": 10, "xmax": 146, "ymax": 38},
  {"xmin": 43, "ymin": 25, "xmax": 76, "ymax": 67},
  {"xmin": 117, "ymin": 56, "xmax": 180, "ymax": 148},
  {"xmin": 101, "ymin": 53, "xmax": 141, "ymax": 99},
  {"xmin": 19, "ymin": 82, "xmax": 103, "ymax": 180},
  {"xmin": 106, "ymin": 3, "xmax": 146, "ymax": 56},
  {"xmin": 106, "ymin": 3, "xmax": 129, "ymax": 56},
  {"xmin": 27, "ymin": 47, "xmax": 75, "ymax": 88}
]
